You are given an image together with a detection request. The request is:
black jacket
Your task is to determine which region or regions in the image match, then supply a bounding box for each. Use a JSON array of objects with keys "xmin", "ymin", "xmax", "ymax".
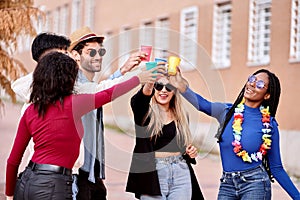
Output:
[{"xmin": 125, "ymin": 88, "xmax": 204, "ymax": 200}]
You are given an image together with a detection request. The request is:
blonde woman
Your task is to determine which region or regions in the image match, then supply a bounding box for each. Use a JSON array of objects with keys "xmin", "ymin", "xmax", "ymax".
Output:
[{"xmin": 126, "ymin": 75, "xmax": 204, "ymax": 200}]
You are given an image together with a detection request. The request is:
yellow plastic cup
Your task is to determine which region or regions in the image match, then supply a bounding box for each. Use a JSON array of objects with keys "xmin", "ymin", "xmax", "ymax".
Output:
[{"xmin": 168, "ymin": 56, "xmax": 181, "ymax": 75}]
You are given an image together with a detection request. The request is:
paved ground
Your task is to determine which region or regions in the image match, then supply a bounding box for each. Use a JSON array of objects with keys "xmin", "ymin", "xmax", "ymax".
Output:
[{"xmin": 0, "ymin": 101, "xmax": 299, "ymax": 199}]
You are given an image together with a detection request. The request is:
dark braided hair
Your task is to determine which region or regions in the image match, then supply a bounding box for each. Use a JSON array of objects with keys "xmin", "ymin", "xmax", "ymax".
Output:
[
  {"xmin": 30, "ymin": 52, "xmax": 79, "ymax": 117},
  {"xmin": 215, "ymin": 69, "xmax": 281, "ymax": 182}
]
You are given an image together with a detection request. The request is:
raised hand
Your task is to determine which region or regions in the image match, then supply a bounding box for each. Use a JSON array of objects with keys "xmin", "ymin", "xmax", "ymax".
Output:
[
  {"xmin": 169, "ymin": 66, "xmax": 189, "ymax": 93},
  {"xmin": 120, "ymin": 51, "xmax": 147, "ymax": 74},
  {"xmin": 139, "ymin": 65, "xmax": 166, "ymax": 95},
  {"xmin": 137, "ymin": 65, "xmax": 165, "ymax": 84}
]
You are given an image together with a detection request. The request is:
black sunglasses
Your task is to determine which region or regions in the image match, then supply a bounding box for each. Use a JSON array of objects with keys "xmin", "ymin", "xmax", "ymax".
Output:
[
  {"xmin": 154, "ymin": 82, "xmax": 176, "ymax": 92},
  {"xmin": 89, "ymin": 48, "xmax": 106, "ymax": 57}
]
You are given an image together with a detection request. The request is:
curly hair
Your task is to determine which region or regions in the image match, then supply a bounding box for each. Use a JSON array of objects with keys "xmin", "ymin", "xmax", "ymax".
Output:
[
  {"xmin": 31, "ymin": 32, "xmax": 71, "ymax": 62},
  {"xmin": 30, "ymin": 52, "xmax": 79, "ymax": 117}
]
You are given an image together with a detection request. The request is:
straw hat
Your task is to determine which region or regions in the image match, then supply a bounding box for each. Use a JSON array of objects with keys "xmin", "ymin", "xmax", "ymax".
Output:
[{"xmin": 69, "ymin": 26, "xmax": 104, "ymax": 51}]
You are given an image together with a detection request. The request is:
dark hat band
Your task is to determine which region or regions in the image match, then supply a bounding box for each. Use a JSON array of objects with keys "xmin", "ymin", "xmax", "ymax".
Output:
[{"xmin": 79, "ymin": 33, "xmax": 98, "ymax": 41}]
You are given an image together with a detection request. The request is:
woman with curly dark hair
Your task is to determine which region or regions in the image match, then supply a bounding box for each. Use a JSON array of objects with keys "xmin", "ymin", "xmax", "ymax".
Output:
[{"xmin": 5, "ymin": 52, "xmax": 162, "ymax": 200}]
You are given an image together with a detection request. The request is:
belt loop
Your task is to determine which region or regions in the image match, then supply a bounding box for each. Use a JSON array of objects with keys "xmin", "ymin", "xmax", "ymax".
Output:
[
  {"xmin": 259, "ymin": 164, "xmax": 265, "ymax": 171},
  {"xmin": 30, "ymin": 161, "xmax": 36, "ymax": 170}
]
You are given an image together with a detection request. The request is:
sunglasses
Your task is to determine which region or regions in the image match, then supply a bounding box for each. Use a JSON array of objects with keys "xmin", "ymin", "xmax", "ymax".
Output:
[
  {"xmin": 247, "ymin": 75, "xmax": 267, "ymax": 89},
  {"xmin": 154, "ymin": 82, "xmax": 176, "ymax": 92},
  {"xmin": 89, "ymin": 48, "xmax": 106, "ymax": 57}
]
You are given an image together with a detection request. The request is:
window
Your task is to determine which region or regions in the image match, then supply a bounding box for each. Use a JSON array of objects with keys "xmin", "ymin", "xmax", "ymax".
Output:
[
  {"xmin": 85, "ymin": 0, "xmax": 95, "ymax": 29},
  {"xmin": 59, "ymin": 4, "xmax": 69, "ymax": 35},
  {"xmin": 102, "ymin": 31, "xmax": 114, "ymax": 77},
  {"xmin": 34, "ymin": 5, "xmax": 46, "ymax": 33},
  {"xmin": 139, "ymin": 21, "xmax": 154, "ymax": 46},
  {"xmin": 44, "ymin": 11, "xmax": 51, "ymax": 31},
  {"xmin": 180, "ymin": 6, "xmax": 199, "ymax": 71},
  {"xmin": 53, "ymin": 5, "xmax": 69, "ymax": 34},
  {"xmin": 289, "ymin": 0, "xmax": 300, "ymax": 62},
  {"xmin": 155, "ymin": 17, "xmax": 170, "ymax": 59},
  {"xmin": 53, "ymin": 8, "xmax": 60, "ymax": 33},
  {"xmin": 247, "ymin": 0, "xmax": 272, "ymax": 66},
  {"xmin": 17, "ymin": 5, "xmax": 47, "ymax": 53},
  {"xmin": 71, "ymin": 0, "xmax": 82, "ymax": 32},
  {"xmin": 119, "ymin": 27, "xmax": 132, "ymax": 67},
  {"xmin": 212, "ymin": 2, "xmax": 232, "ymax": 69}
]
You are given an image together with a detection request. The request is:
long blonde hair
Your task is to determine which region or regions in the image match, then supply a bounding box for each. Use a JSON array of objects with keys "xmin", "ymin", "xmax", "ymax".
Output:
[{"xmin": 146, "ymin": 89, "xmax": 192, "ymax": 147}]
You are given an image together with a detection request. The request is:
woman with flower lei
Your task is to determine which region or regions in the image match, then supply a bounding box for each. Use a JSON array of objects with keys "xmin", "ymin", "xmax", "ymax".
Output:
[{"xmin": 170, "ymin": 68, "xmax": 300, "ymax": 200}]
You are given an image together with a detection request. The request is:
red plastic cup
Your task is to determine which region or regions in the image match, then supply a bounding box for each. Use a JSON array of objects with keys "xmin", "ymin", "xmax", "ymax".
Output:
[{"xmin": 141, "ymin": 45, "xmax": 152, "ymax": 61}]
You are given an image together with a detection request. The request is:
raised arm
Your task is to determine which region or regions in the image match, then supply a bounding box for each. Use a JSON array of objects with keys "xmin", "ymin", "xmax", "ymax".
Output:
[
  {"xmin": 116, "ymin": 51, "xmax": 147, "ymax": 77},
  {"xmin": 74, "ymin": 66, "xmax": 164, "ymax": 118},
  {"xmin": 74, "ymin": 61, "xmax": 165, "ymax": 94},
  {"xmin": 169, "ymin": 68, "xmax": 227, "ymax": 123}
]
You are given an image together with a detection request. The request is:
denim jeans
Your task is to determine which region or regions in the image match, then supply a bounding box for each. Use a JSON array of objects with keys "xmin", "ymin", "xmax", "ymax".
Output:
[
  {"xmin": 14, "ymin": 167, "xmax": 73, "ymax": 200},
  {"xmin": 72, "ymin": 174, "xmax": 78, "ymax": 200},
  {"xmin": 217, "ymin": 165, "xmax": 271, "ymax": 200},
  {"xmin": 140, "ymin": 155, "xmax": 192, "ymax": 200}
]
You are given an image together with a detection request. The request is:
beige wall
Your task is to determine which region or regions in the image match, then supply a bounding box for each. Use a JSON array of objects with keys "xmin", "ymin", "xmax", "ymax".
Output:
[
  {"xmin": 28, "ymin": 1, "xmax": 298, "ymax": 131},
  {"xmin": 31, "ymin": 0, "xmax": 300, "ymax": 130},
  {"xmin": 25, "ymin": 0, "xmax": 300, "ymax": 177}
]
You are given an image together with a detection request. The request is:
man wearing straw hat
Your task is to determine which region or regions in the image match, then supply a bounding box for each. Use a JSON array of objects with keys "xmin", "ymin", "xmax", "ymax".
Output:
[{"xmin": 69, "ymin": 26, "xmax": 146, "ymax": 200}]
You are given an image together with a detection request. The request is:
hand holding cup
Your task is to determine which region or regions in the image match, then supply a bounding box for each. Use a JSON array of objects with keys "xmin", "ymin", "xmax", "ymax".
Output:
[{"xmin": 168, "ymin": 56, "xmax": 181, "ymax": 75}]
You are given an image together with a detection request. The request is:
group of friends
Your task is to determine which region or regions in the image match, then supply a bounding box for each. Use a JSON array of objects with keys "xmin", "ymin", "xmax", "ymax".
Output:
[{"xmin": 5, "ymin": 26, "xmax": 300, "ymax": 200}]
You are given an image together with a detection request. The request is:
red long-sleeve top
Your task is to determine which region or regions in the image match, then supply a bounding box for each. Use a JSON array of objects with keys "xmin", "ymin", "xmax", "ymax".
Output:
[{"xmin": 6, "ymin": 76, "xmax": 139, "ymax": 196}]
